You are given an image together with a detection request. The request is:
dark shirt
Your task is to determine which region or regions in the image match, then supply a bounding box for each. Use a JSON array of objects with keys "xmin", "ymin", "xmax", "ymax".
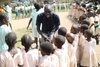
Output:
[{"xmin": 36, "ymin": 13, "xmax": 60, "ymax": 33}]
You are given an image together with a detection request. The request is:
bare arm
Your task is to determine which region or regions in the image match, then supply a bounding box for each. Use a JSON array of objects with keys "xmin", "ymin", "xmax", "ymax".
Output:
[
  {"xmin": 89, "ymin": 23, "xmax": 94, "ymax": 29},
  {"xmin": 37, "ymin": 26, "xmax": 50, "ymax": 41},
  {"xmin": 27, "ymin": 18, "xmax": 32, "ymax": 29}
]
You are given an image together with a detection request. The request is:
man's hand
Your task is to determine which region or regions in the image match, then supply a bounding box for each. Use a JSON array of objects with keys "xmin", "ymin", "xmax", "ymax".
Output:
[{"xmin": 44, "ymin": 35, "xmax": 51, "ymax": 42}]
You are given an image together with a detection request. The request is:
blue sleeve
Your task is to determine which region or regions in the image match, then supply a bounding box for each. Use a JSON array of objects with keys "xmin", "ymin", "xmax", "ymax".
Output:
[{"xmin": 54, "ymin": 14, "xmax": 60, "ymax": 26}]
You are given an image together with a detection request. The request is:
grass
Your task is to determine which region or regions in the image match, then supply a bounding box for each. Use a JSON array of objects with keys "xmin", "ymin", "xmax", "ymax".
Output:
[{"xmin": 14, "ymin": 28, "xmax": 32, "ymax": 48}]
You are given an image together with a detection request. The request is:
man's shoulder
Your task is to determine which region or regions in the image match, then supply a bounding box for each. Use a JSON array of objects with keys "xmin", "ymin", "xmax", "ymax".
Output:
[
  {"xmin": 38, "ymin": 13, "xmax": 45, "ymax": 17},
  {"xmin": 52, "ymin": 13, "xmax": 59, "ymax": 18}
]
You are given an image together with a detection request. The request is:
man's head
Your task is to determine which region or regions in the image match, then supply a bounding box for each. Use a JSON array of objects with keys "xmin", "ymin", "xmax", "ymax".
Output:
[{"xmin": 44, "ymin": 5, "xmax": 52, "ymax": 18}]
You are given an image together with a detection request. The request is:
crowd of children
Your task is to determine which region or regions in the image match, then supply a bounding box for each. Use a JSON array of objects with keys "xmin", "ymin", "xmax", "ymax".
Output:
[
  {"xmin": 0, "ymin": 1, "xmax": 100, "ymax": 67},
  {"xmin": 69, "ymin": 1, "xmax": 100, "ymax": 44}
]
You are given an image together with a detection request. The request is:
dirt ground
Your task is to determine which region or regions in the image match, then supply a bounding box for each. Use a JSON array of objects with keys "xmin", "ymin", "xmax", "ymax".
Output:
[{"xmin": 11, "ymin": 12, "xmax": 100, "ymax": 62}]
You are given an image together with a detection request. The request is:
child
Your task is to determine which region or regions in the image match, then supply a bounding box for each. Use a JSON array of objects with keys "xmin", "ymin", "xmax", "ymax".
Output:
[
  {"xmin": 78, "ymin": 14, "xmax": 87, "ymax": 26},
  {"xmin": 0, "ymin": 32, "xmax": 23, "ymax": 67},
  {"xmin": 78, "ymin": 24, "xmax": 89, "ymax": 64},
  {"xmin": 68, "ymin": 2, "xmax": 76, "ymax": 18},
  {"xmin": 80, "ymin": 29, "xmax": 98, "ymax": 67},
  {"xmin": 80, "ymin": 24, "xmax": 89, "ymax": 35},
  {"xmin": 38, "ymin": 42, "xmax": 59, "ymax": 67},
  {"xmin": 57, "ymin": 27, "xmax": 68, "ymax": 50},
  {"xmin": 21, "ymin": 34, "xmax": 39, "ymax": 67},
  {"xmin": 87, "ymin": 11, "xmax": 95, "ymax": 34},
  {"xmin": 54, "ymin": 35, "xmax": 69, "ymax": 67},
  {"xmin": 75, "ymin": 2, "xmax": 80, "ymax": 19},
  {"xmin": 0, "ymin": 13, "xmax": 11, "ymax": 52},
  {"xmin": 66, "ymin": 33, "xmax": 77, "ymax": 67},
  {"xmin": 70, "ymin": 24, "xmax": 80, "ymax": 63},
  {"xmin": 78, "ymin": 3, "xmax": 86, "ymax": 19},
  {"xmin": 4, "ymin": 2, "xmax": 12, "ymax": 30},
  {"xmin": 27, "ymin": 3, "xmax": 44, "ymax": 48},
  {"xmin": 58, "ymin": 27, "xmax": 67, "ymax": 37}
]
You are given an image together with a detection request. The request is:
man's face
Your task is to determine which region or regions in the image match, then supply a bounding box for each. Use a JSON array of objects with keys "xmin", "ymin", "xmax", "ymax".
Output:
[{"xmin": 44, "ymin": 8, "xmax": 51, "ymax": 18}]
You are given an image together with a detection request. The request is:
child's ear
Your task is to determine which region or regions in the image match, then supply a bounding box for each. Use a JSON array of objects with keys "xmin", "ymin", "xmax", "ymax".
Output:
[{"xmin": 3, "ymin": 19, "xmax": 8, "ymax": 26}]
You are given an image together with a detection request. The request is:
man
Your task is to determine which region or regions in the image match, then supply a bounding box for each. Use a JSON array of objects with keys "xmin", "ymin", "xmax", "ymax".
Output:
[
  {"xmin": 4, "ymin": 2, "xmax": 12, "ymax": 30},
  {"xmin": 36, "ymin": 5, "xmax": 60, "ymax": 43}
]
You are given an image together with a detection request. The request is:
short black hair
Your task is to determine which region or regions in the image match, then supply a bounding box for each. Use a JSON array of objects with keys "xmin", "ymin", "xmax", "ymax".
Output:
[
  {"xmin": 76, "ymin": 1, "xmax": 80, "ymax": 5},
  {"xmin": 54, "ymin": 35, "xmax": 65, "ymax": 48},
  {"xmin": 21, "ymin": 34, "xmax": 33, "ymax": 47},
  {"xmin": 66, "ymin": 33, "xmax": 75, "ymax": 40},
  {"xmin": 34, "ymin": 3, "xmax": 41, "ymax": 11},
  {"xmin": 0, "ymin": 13, "xmax": 8, "ymax": 24},
  {"xmin": 82, "ymin": 19, "xmax": 90, "ymax": 26},
  {"xmin": 58, "ymin": 27, "xmax": 67, "ymax": 37},
  {"xmin": 84, "ymin": 29, "xmax": 93, "ymax": 37},
  {"xmin": 5, "ymin": 32, "xmax": 17, "ymax": 47},
  {"xmin": 93, "ymin": 6, "xmax": 98, "ymax": 11},
  {"xmin": 81, "ymin": 24, "xmax": 89, "ymax": 29},
  {"xmin": 40, "ymin": 42, "xmax": 53, "ymax": 54},
  {"xmin": 80, "ymin": 24, "xmax": 89, "ymax": 33},
  {"xmin": 79, "ymin": 14, "xmax": 87, "ymax": 21},
  {"xmin": 72, "ymin": 24, "xmax": 79, "ymax": 32},
  {"xmin": 81, "ymin": 3, "xmax": 86, "ymax": 8}
]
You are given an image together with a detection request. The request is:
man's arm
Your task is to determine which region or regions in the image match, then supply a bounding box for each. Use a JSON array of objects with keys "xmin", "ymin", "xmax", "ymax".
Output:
[
  {"xmin": 26, "ymin": 18, "xmax": 32, "ymax": 29},
  {"xmin": 36, "ymin": 14, "xmax": 50, "ymax": 41}
]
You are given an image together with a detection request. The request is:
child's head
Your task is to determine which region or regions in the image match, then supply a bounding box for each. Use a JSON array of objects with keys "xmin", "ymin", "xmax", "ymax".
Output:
[
  {"xmin": 71, "ymin": 24, "xmax": 79, "ymax": 34},
  {"xmin": 0, "ymin": 13, "xmax": 9, "ymax": 26},
  {"xmin": 58, "ymin": 27, "xmax": 67, "ymax": 37},
  {"xmin": 5, "ymin": 32, "xmax": 17, "ymax": 48},
  {"xmin": 78, "ymin": 14, "xmax": 87, "ymax": 24},
  {"xmin": 40, "ymin": 42, "xmax": 53, "ymax": 56},
  {"xmin": 82, "ymin": 19, "xmax": 90, "ymax": 26},
  {"xmin": 93, "ymin": 6, "xmax": 98, "ymax": 11},
  {"xmin": 54, "ymin": 35, "xmax": 65, "ymax": 49},
  {"xmin": 66, "ymin": 33, "xmax": 75, "ymax": 44},
  {"xmin": 84, "ymin": 29, "xmax": 93, "ymax": 39},
  {"xmin": 76, "ymin": 1, "xmax": 80, "ymax": 6},
  {"xmin": 81, "ymin": 3, "xmax": 86, "ymax": 8},
  {"xmin": 87, "ymin": 5, "xmax": 92, "ymax": 9},
  {"xmin": 34, "ymin": 3, "xmax": 41, "ymax": 11},
  {"xmin": 80, "ymin": 24, "xmax": 89, "ymax": 34},
  {"xmin": 21, "ymin": 34, "xmax": 33, "ymax": 48}
]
